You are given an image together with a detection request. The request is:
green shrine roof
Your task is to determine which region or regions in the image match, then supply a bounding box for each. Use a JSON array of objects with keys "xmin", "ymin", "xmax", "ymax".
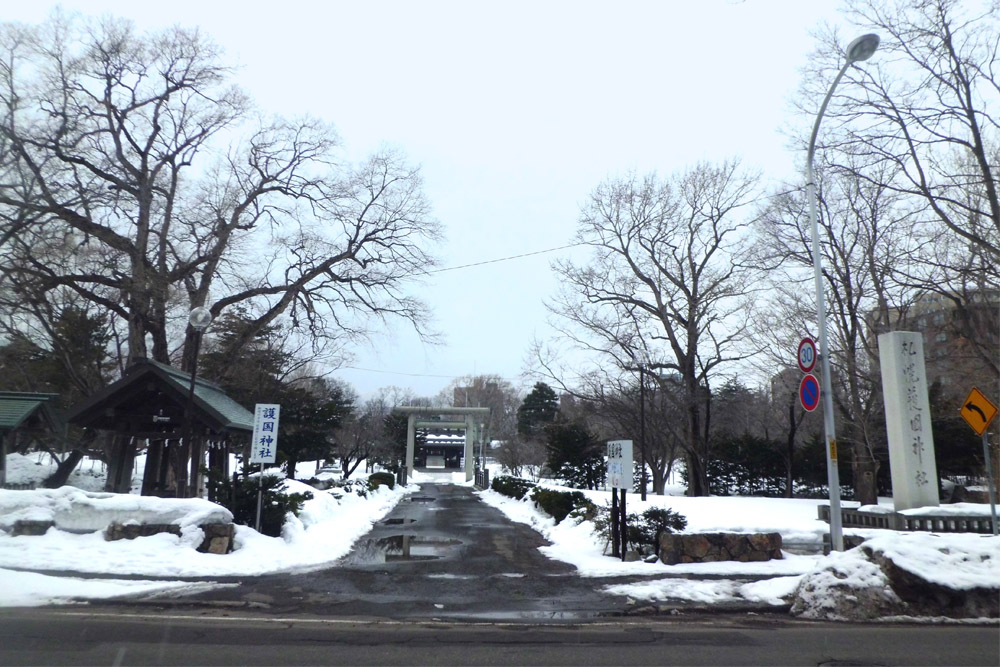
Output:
[
  {"xmin": 64, "ymin": 360, "xmax": 253, "ymax": 434},
  {"xmin": 0, "ymin": 392, "xmax": 61, "ymax": 432}
]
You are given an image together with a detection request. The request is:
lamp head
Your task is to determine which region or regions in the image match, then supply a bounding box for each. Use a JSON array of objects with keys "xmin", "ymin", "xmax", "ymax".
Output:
[
  {"xmin": 188, "ymin": 306, "xmax": 213, "ymax": 331},
  {"xmin": 846, "ymin": 33, "xmax": 880, "ymax": 63}
]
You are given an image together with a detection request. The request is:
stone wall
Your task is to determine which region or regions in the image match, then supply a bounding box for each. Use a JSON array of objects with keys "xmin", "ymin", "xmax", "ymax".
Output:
[
  {"xmin": 104, "ymin": 522, "xmax": 235, "ymax": 554},
  {"xmin": 658, "ymin": 532, "xmax": 783, "ymax": 565}
]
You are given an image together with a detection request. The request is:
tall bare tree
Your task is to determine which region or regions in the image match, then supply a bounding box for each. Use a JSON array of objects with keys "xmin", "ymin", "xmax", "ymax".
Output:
[
  {"xmin": 0, "ymin": 13, "xmax": 440, "ymax": 495},
  {"xmin": 547, "ymin": 161, "xmax": 760, "ymax": 496},
  {"xmin": 755, "ymin": 158, "xmax": 917, "ymax": 503}
]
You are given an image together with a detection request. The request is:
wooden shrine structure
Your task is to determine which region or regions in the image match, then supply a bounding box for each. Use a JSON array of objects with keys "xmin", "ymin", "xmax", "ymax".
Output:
[{"xmin": 64, "ymin": 359, "xmax": 253, "ymax": 498}]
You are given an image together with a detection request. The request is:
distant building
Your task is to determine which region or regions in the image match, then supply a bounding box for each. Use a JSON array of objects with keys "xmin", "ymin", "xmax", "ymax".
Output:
[{"xmin": 871, "ymin": 289, "xmax": 999, "ymax": 406}]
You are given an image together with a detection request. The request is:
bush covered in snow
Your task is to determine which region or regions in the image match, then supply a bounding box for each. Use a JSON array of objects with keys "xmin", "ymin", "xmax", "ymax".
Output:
[
  {"xmin": 491, "ymin": 475, "xmax": 536, "ymax": 500},
  {"xmin": 207, "ymin": 472, "xmax": 312, "ymax": 537}
]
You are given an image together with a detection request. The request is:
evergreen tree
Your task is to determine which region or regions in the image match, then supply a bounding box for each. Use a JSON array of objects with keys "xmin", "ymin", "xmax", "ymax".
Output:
[
  {"xmin": 518, "ymin": 382, "xmax": 559, "ymax": 437},
  {"xmin": 277, "ymin": 379, "xmax": 353, "ymax": 480},
  {"xmin": 544, "ymin": 420, "xmax": 606, "ymax": 490}
]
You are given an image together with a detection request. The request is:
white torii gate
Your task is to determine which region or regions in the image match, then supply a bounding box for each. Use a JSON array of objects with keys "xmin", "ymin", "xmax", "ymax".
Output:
[{"xmin": 393, "ymin": 406, "xmax": 490, "ymax": 482}]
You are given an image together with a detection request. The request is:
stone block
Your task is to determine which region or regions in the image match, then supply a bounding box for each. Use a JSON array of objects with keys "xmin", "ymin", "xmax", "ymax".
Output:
[
  {"xmin": 198, "ymin": 523, "xmax": 235, "ymax": 554},
  {"xmin": 685, "ymin": 535, "xmax": 711, "ymax": 558},
  {"xmin": 11, "ymin": 520, "xmax": 55, "ymax": 536}
]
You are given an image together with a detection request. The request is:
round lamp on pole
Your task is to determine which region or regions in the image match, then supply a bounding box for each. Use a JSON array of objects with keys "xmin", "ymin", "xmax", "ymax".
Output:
[{"xmin": 806, "ymin": 34, "xmax": 879, "ymax": 551}]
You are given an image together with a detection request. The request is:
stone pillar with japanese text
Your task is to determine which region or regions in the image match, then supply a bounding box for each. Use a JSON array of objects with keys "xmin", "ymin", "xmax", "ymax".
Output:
[{"xmin": 878, "ymin": 331, "xmax": 940, "ymax": 511}]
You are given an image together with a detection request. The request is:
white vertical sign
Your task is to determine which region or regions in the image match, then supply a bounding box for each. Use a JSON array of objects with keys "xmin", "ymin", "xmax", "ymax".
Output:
[
  {"xmin": 250, "ymin": 403, "xmax": 280, "ymax": 464},
  {"xmin": 606, "ymin": 440, "xmax": 633, "ymax": 490},
  {"xmin": 878, "ymin": 332, "xmax": 939, "ymax": 511}
]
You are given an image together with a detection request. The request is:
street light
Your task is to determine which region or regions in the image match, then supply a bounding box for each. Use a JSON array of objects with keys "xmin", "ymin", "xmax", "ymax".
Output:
[
  {"xmin": 806, "ymin": 33, "xmax": 879, "ymax": 552},
  {"xmin": 179, "ymin": 306, "xmax": 213, "ymax": 498}
]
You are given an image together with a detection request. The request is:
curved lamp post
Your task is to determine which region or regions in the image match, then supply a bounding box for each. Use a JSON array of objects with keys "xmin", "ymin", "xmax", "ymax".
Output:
[
  {"xmin": 807, "ymin": 34, "xmax": 879, "ymax": 552},
  {"xmin": 179, "ymin": 306, "xmax": 213, "ymax": 498}
]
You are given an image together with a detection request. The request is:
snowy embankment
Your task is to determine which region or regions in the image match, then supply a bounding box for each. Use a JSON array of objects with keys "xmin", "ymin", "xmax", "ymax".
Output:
[
  {"xmin": 0, "ymin": 456, "xmax": 414, "ymax": 606},
  {"xmin": 477, "ymin": 480, "xmax": 1000, "ymax": 620}
]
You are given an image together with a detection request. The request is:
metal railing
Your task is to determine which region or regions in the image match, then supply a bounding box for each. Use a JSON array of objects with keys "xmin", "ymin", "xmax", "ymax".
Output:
[{"xmin": 818, "ymin": 504, "xmax": 995, "ymax": 534}]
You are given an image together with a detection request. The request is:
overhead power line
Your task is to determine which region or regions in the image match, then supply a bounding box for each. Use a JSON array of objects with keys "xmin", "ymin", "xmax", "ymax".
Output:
[{"xmin": 421, "ymin": 243, "xmax": 583, "ymax": 276}]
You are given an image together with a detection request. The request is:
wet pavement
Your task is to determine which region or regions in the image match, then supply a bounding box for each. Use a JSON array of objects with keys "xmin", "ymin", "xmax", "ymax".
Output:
[{"xmin": 177, "ymin": 483, "xmax": 634, "ymax": 620}]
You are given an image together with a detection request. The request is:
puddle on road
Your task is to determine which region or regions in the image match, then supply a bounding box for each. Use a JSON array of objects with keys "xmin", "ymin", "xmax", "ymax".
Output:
[
  {"xmin": 382, "ymin": 518, "xmax": 417, "ymax": 525},
  {"xmin": 406, "ymin": 496, "xmax": 435, "ymax": 503},
  {"xmin": 342, "ymin": 535, "xmax": 462, "ymax": 564}
]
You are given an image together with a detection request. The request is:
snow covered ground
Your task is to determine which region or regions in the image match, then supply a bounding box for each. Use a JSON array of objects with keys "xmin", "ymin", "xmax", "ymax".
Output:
[
  {"xmin": 2, "ymin": 453, "xmax": 998, "ymax": 621},
  {"xmin": 475, "ymin": 476, "xmax": 1000, "ymax": 618},
  {"xmin": 0, "ymin": 453, "xmax": 412, "ymax": 606}
]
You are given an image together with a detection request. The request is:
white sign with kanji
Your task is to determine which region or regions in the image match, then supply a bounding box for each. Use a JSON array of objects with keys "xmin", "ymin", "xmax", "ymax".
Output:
[
  {"xmin": 606, "ymin": 439, "xmax": 633, "ymax": 491},
  {"xmin": 250, "ymin": 403, "xmax": 280, "ymax": 464},
  {"xmin": 878, "ymin": 332, "xmax": 939, "ymax": 511}
]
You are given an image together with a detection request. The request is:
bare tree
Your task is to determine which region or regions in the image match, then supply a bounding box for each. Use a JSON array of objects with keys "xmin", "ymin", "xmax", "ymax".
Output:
[
  {"xmin": 0, "ymin": 14, "xmax": 440, "ymax": 496},
  {"xmin": 803, "ymin": 0, "xmax": 998, "ymax": 258},
  {"xmin": 547, "ymin": 161, "xmax": 760, "ymax": 496},
  {"xmin": 797, "ymin": 0, "xmax": 999, "ymax": 376},
  {"xmin": 755, "ymin": 158, "xmax": 917, "ymax": 503}
]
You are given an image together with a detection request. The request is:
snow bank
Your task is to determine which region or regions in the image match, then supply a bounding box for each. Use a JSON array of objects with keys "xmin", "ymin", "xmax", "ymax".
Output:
[
  {"xmin": 0, "ymin": 567, "xmax": 233, "ymax": 607},
  {"xmin": 0, "ymin": 478, "xmax": 413, "ymax": 579},
  {"xmin": 0, "ymin": 486, "xmax": 232, "ymax": 531},
  {"xmin": 791, "ymin": 533, "xmax": 1000, "ymax": 620},
  {"xmin": 3, "ymin": 452, "xmax": 107, "ymax": 492}
]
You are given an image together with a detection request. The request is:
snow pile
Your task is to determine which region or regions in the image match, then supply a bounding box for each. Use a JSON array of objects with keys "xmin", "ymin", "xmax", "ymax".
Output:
[
  {"xmin": 606, "ymin": 575, "xmax": 802, "ymax": 607},
  {"xmin": 0, "ymin": 567, "xmax": 234, "ymax": 607},
  {"xmin": 791, "ymin": 533, "xmax": 1000, "ymax": 620},
  {"xmin": 3, "ymin": 452, "xmax": 107, "ymax": 492},
  {"xmin": 0, "ymin": 486, "xmax": 232, "ymax": 531},
  {"xmin": 0, "ymin": 477, "xmax": 413, "ymax": 583}
]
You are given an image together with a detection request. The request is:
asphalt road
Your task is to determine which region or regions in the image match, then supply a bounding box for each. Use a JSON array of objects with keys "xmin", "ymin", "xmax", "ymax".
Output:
[
  {"xmin": 180, "ymin": 482, "xmax": 632, "ymax": 619},
  {"xmin": 2, "ymin": 608, "xmax": 997, "ymax": 666}
]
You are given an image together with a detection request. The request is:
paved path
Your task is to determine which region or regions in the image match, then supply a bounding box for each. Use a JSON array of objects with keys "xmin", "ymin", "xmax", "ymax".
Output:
[{"xmin": 182, "ymin": 483, "xmax": 631, "ymax": 620}]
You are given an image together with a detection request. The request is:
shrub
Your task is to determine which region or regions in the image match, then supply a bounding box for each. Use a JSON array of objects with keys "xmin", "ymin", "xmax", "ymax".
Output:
[
  {"xmin": 530, "ymin": 487, "xmax": 596, "ymax": 524},
  {"xmin": 594, "ymin": 504, "xmax": 687, "ymax": 555},
  {"xmin": 369, "ymin": 471, "xmax": 395, "ymax": 490},
  {"xmin": 207, "ymin": 471, "xmax": 312, "ymax": 538},
  {"xmin": 331, "ymin": 478, "xmax": 375, "ymax": 498},
  {"xmin": 491, "ymin": 475, "xmax": 536, "ymax": 500}
]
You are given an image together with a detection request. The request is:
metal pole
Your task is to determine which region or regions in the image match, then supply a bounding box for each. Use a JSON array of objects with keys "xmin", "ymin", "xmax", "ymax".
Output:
[
  {"xmin": 618, "ymin": 489, "xmax": 628, "ymax": 561},
  {"xmin": 983, "ymin": 433, "xmax": 998, "ymax": 536},
  {"xmin": 807, "ymin": 61, "xmax": 851, "ymax": 553},
  {"xmin": 255, "ymin": 463, "xmax": 264, "ymax": 533},
  {"xmin": 610, "ymin": 490, "xmax": 619, "ymax": 558},
  {"xmin": 178, "ymin": 330, "xmax": 202, "ymax": 498},
  {"xmin": 639, "ymin": 367, "xmax": 648, "ymax": 501}
]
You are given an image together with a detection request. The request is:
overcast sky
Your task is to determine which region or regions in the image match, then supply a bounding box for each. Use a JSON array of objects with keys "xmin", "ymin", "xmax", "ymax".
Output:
[{"xmin": 3, "ymin": 0, "xmax": 855, "ymax": 399}]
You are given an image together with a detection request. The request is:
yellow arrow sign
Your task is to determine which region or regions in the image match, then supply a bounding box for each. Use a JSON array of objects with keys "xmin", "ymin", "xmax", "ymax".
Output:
[{"xmin": 961, "ymin": 387, "xmax": 998, "ymax": 436}]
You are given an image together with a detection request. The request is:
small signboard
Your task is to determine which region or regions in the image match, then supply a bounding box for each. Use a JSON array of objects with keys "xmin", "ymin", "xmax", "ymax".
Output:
[
  {"xmin": 799, "ymin": 374, "xmax": 820, "ymax": 412},
  {"xmin": 961, "ymin": 387, "xmax": 998, "ymax": 436},
  {"xmin": 250, "ymin": 403, "xmax": 280, "ymax": 464},
  {"xmin": 606, "ymin": 440, "xmax": 633, "ymax": 490},
  {"xmin": 798, "ymin": 337, "xmax": 817, "ymax": 374}
]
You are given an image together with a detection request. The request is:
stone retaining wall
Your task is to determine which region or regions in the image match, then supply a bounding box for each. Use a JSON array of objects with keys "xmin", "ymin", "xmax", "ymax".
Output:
[
  {"xmin": 105, "ymin": 522, "xmax": 235, "ymax": 554},
  {"xmin": 11, "ymin": 519, "xmax": 234, "ymax": 554},
  {"xmin": 658, "ymin": 532, "xmax": 783, "ymax": 565}
]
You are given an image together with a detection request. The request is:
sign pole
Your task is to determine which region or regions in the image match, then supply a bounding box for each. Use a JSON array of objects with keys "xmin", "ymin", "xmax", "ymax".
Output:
[
  {"xmin": 619, "ymin": 488, "xmax": 627, "ymax": 561},
  {"xmin": 983, "ymin": 433, "xmax": 998, "ymax": 536},
  {"xmin": 255, "ymin": 462, "xmax": 264, "ymax": 532},
  {"xmin": 610, "ymin": 489, "xmax": 619, "ymax": 558}
]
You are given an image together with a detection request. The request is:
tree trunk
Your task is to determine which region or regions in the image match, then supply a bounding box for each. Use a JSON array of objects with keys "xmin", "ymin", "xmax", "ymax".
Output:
[
  {"xmin": 42, "ymin": 449, "xmax": 85, "ymax": 489},
  {"xmin": 852, "ymin": 447, "xmax": 879, "ymax": 506}
]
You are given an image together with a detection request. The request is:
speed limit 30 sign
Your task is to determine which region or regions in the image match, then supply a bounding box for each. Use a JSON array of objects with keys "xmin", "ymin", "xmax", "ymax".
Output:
[{"xmin": 798, "ymin": 337, "xmax": 817, "ymax": 374}]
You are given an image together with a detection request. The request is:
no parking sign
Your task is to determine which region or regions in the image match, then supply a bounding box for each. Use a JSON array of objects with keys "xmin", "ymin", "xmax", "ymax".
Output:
[{"xmin": 799, "ymin": 374, "xmax": 820, "ymax": 412}]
